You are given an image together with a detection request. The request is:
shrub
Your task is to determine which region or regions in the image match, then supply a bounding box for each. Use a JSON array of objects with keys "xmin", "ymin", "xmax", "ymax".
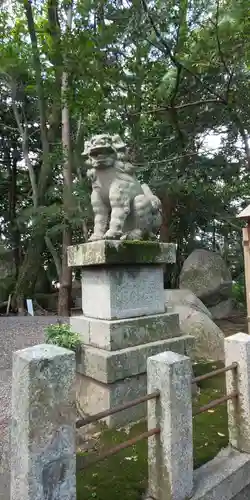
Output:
[
  {"xmin": 232, "ymin": 276, "xmax": 246, "ymax": 310},
  {"xmin": 44, "ymin": 322, "xmax": 81, "ymax": 351}
]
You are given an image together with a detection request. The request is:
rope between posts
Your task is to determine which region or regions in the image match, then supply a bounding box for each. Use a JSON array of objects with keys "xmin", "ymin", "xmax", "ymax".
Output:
[{"xmin": 76, "ymin": 390, "xmax": 160, "ymax": 428}]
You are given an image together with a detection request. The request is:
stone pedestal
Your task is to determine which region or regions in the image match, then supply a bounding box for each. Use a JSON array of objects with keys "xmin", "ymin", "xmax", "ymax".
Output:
[{"xmin": 68, "ymin": 240, "xmax": 194, "ymax": 426}]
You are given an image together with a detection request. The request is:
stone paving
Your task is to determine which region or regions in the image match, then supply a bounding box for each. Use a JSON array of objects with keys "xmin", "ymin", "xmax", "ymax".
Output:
[{"xmin": 0, "ymin": 316, "xmax": 67, "ymax": 500}]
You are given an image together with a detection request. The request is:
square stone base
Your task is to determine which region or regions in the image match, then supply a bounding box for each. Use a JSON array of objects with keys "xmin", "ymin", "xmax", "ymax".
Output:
[
  {"xmin": 75, "ymin": 334, "xmax": 194, "ymax": 426},
  {"xmin": 76, "ymin": 373, "xmax": 147, "ymax": 427},
  {"xmin": 70, "ymin": 312, "xmax": 180, "ymax": 351},
  {"xmin": 81, "ymin": 265, "xmax": 165, "ymax": 320}
]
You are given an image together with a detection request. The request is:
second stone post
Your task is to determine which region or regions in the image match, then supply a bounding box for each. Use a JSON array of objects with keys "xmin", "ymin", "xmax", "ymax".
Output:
[
  {"xmin": 225, "ymin": 332, "xmax": 250, "ymax": 453},
  {"xmin": 147, "ymin": 351, "xmax": 193, "ymax": 500}
]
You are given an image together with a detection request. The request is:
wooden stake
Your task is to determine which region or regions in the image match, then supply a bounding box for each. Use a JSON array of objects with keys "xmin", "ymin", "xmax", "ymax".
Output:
[
  {"xmin": 6, "ymin": 294, "xmax": 12, "ymax": 316},
  {"xmin": 243, "ymin": 226, "xmax": 250, "ymax": 334}
]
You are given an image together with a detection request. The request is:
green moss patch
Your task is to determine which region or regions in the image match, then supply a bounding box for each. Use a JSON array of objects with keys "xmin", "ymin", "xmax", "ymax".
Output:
[
  {"xmin": 192, "ymin": 360, "xmax": 228, "ymax": 468},
  {"xmin": 77, "ymin": 361, "xmax": 228, "ymax": 499},
  {"xmin": 77, "ymin": 422, "xmax": 147, "ymax": 500},
  {"xmin": 106, "ymin": 240, "xmax": 164, "ymax": 264},
  {"xmin": 193, "ymin": 389, "xmax": 228, "ymax": 468}
]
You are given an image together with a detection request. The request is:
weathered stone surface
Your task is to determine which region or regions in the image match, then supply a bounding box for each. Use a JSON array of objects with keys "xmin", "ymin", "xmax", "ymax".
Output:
[
  {"xmin": 209, "ymin": 298, "xmax": 233, "ymax": 320},
  {"xmin": 76, "ymin": 372, "xmax": 147, "ymax": 427},
  {"xmin": 225, "ymin": 333, "xmax": 250, "ymax": 453},
  {"xmin": 174, "ymin": 305, "xmax": 224, "ymax": 361},
  {"xmin": 70, "ymin": 312, "xmax": 180, "ymax": 351},
  {"xmin": 71, "ymin": 279, "xmax": 81, "ymax": 309},
  {"xmin": 76, "ymin": 335, "xmax": 194, "ymax": 384},
  {"xmin": 192, "ymin": 447, "xmax": 250, "ymax": 500},
  {"xmin": 147, "ymin": 352, "xmax": 193, "ymax": 500},
  {"xmin": 11, "ymin": 344, "xmax": 76, "ymax": 500},
  {"xmin": 179, "ymin": 249, "xmax": 232, "ymax": 308},
  {"xmin": 234, "ymin": 485, "xmax": 250, "ymax": 500},
  {"xmin": 68, "ymin": 240, "xmax": 176, "ymax": 267},
  {"xmin": 81, "ymin": 265, "xmax": 165, "ymax": 319},
  {"xmin": 165, "ymin": 289, "xmax": 212, "ymax": 317}
]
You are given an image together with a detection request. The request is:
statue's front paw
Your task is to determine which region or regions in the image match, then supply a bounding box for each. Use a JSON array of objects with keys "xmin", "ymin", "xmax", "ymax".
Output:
[
  {"xmin": 103, "ymin": 229, "xmax": 123, "ymax": 240},
  {"xmin": 123, "ymin": 229, "xmax": 144, "ymax": 241},
  {"xmin": 88, "ymin": 233, "xmax": 104, "ymax": 242}
]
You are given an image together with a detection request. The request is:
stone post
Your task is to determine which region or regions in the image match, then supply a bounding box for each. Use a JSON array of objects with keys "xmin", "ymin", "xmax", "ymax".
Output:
[
  {"xmin": 225, "ymin": 332, "xmax": 250, "ymax": 453},
  {"xmin": 11, "ymin": 344, "xmax": 76, "ymax": 500},
  {"xmin": 147, "ymin": 351, "xmax": 193, "ymax": 500},
  {"xmin": 236, "ymin": 206, "xmax": 250, "ymax": 333}
]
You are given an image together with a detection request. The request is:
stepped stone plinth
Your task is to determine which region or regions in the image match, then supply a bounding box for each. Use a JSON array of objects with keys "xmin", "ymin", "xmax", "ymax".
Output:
[{"xmin": 68, "ymin": 240, "xmax": 193, "ymax": 426}]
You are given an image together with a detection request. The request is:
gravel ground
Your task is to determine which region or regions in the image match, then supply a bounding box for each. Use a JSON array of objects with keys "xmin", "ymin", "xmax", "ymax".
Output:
[{"xmin": 0, "ymin": 316, "xmax": 68, "ymax": 500}]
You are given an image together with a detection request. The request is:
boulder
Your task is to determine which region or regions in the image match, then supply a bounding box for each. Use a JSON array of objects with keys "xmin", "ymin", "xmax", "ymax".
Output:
[
  {"xmin": 208, "ymin": 298, "xmax": 233, "ymax": 320},
  {"xmin": 165, "ymin": 289, "xmax": 212, "ymax": 318},
  {"xmin": 178, "ymin": 306, "xmax": 224, "ymax": 361},
  {"xmin": 164, "ymin": 290, "xmax": 225, "ymax": 360},
  {"xmin": 179, "ymin": 249, "xmax": 232, "ymax": 313}
]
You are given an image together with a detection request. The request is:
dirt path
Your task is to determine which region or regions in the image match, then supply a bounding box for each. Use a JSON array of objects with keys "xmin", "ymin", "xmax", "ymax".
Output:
[{"xmin": 216, "ymin": 313, "xmax": 247, "ymax": 337}]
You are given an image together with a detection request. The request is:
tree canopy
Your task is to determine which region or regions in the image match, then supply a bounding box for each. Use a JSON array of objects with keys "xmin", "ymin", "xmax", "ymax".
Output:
[{"xmin": 0, "ymin": 0, "xmax": 249, "ymax": 314}]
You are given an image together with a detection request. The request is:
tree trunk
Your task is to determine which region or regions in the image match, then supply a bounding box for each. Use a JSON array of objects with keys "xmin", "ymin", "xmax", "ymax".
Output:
[
  {"xmin": 58, "ymin": 228, "xmax": 72, "ymax": 316},
  {"xmin": 7, "ymin": 149, "xmax": 21, "ymax": 282},
  {"xmin": 160, "ymin": 194, "xmax": 174, "ymax": 242},
  {"xmin": 14, "ymin": 1, "xmax": 61, "ymax": 309},
  {"xmin": 14, "ymin": 235, "xmax": 45, "ymax": 312},
  {"xmin": 57, "ymin": 3, "xmax": 74, "ymax": 316}
]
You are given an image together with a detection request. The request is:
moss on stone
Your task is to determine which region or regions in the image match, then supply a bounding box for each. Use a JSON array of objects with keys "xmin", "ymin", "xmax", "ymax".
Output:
[
  {"xmin": 77, "ymin": 361, "xmax": 228, "ymax": 500},
  {"xmin": 106, "ymin": 240, "xmax": 164, "ymax": 264}
]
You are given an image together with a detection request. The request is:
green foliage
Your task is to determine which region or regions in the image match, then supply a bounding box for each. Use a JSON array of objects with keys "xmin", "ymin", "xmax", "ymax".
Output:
[
  {"xmin": 232, "ymin": 276, "xmax": 246, "ymax": 310},
  {"xmin": 44, "ymin": 323, "xmax": 81, "ymax": 351},
  {"xmin": 0, "ymin": 0, "xmax": 249, "ymax": 298}
]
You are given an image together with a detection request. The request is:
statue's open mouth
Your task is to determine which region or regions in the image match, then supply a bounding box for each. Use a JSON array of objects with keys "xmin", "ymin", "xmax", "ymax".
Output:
[{"xmin": 90, "ymin": 147, "xmax": 114, "ymax": 158}]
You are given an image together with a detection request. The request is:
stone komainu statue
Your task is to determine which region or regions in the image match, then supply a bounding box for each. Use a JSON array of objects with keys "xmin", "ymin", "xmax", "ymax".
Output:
[{"xmin": 83, "ymin": 133, "xmax": 162, "ymax": 241}]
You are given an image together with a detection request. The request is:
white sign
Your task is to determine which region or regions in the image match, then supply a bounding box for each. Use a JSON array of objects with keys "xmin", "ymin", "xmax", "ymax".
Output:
[{"xmin": 26, "ymin": 299, "xmax": 34, "ymax": 316}]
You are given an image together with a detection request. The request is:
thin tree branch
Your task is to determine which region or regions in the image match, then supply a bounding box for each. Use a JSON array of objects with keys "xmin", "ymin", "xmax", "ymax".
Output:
[
  {"xmin": 11, "ymin": 86, "xmax": 39, "ymax": 208},
  {"xmin": 172, "ymin": 99, "xmax": 222, "ymax": 110},
  {"xmin": 76, "ymin": 115, "xmax": 83, "ymax": 145},
  {"xmin": 214, "ymin": 214, "xmax": 241, "ymax": 232},
  {"xmin": 45, "ymin": 235, "xmax": 62, "ymax": 278},
  {"xmin": 230, "ymin": 110, "xmax": 250, "ymax": 170},
  {"xmin": 23, "ymin": 0, "xmax": 50, "ymax": 197},
  {"xmin": 129, "ymin": 98, "xmax": 222, "ymax": 116},
  {"xmin": 212, "ymin": 0, "xmax": 234, "ymax": 99},
  {"xmin": 171, "ymin": 67, "xmax": 182, "ymax": 107}
]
